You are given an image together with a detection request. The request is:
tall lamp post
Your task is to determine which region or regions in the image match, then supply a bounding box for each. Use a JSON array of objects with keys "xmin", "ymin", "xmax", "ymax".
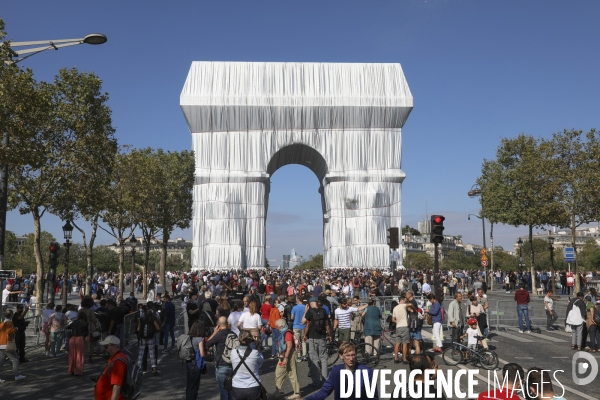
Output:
[
  {"xmin": 548, "ymin": 236, "xmax": 556, "ymax": 293},
  {"xmin": 0, "ymin": 33, "xmax": 107, "ymax": 280},
  {"xmin": 468, "ymin": 213, "xmax": 488, "ymax": 286},
  {"xmin": 61, "ymin": 220, "xmax": 74, "ymax": 307},
  {"xmin": 517, "ymin": 238, "xmax": 524, "ymax": 271},
  {"xmin": 130, "ymin": 234, "xmax": 138, "ymax": 293}
]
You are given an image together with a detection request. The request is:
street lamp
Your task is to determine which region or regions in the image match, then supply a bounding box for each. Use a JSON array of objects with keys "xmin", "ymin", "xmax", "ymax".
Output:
[
  {"xmin": 61, "ymin": 220, "xmax": 73, "ymax": 307},
  {"xmin": 468, "ymin": 184, "xmax": 493, "ymax": 290},
  {"xmin": 0, "ymin": 33, "xmax": 107, "ymax": 284},
  {"xmin": 517, "ymin": 238, "xmax": 523, "ymax": 271},
  {"xmin": 548, "ymin": 236, "xmax": 556, "ymax": 293},
  {"xmin": 130, "ymin": 234, "xmax": 138, "ymax": 293}
]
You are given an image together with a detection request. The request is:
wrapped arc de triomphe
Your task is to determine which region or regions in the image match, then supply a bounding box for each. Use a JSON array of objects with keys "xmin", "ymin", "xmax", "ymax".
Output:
[{"xmin": 180, "ymin": 62, "xmax": 413, "ymax": 270}]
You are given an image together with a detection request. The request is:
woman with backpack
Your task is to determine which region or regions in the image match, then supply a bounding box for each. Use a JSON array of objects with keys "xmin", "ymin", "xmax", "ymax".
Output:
[
  {"xmin": 186, "ymin": 321, "xmax": 207, "ymax": 400},
  {"xmin": 273, "ymin": 318, "xmax": 300, "ymax": 400}
]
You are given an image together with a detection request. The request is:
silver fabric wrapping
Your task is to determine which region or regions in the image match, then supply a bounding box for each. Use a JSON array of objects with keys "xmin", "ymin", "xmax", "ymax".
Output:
[{"xmin": 181, "ymin": 62, "xmax": 413, "ymax": 269}]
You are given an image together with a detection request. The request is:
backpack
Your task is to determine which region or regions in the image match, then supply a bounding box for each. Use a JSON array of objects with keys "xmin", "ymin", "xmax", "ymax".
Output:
[
  {"xmin": 176, "ymin": 334, "xmax": 196, "ymax": 361},
  {"xmin": 140, "ymin": 315, "xmax": 156, "ymax": 339},
  {"xmin": 105, "ymin": 355, "xmax": 142, "ymax": 400},
  {"xmin": 221, "ymin": 332, "xmax": 240, "ymax": 365},
  {"xmin": 311, "ymin": 308, "xmax": 327, "ymax": 335},
  {"xmin": 283, "ymin": 303, "xmax": 292, "ymax": 324},
  {"xmin": 408, "ymin": 312, "xmax": 420, "ymax": 332},
  {"xmin": 269, "ymin": 307, "xmax": 282, "ymax": 329}
]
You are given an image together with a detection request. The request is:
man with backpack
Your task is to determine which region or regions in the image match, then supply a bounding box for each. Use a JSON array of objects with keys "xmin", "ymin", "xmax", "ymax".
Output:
[
  {"xmin": 304, "ymin": 298, "xmax": 332, "ymax": 386},
  {"xmin": 136, "ymin": 305, "xmax": 161, "ymax": 375},
  {"xmin": 94, "ymin": 335, "xmax": 135, "ymax": 400},
  {"xmin": 205, "ymin": 317, "xmax": 236, "ymax": 400}
]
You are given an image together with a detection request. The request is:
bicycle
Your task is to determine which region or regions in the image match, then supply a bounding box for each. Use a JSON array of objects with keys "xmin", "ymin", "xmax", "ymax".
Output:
[
  {"xmin": 442, "ymin": 336, "xmax": 498, "ymax": 370},
  {"xmin": 326, "ymin": 329, "xmax": 379, "ymax": 368}
]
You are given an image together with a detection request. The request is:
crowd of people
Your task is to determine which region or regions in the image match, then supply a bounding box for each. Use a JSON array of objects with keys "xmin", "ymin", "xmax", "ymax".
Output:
[{"xmin": 1, "ymin": 265, "xmax": 599, "ymax": 399}]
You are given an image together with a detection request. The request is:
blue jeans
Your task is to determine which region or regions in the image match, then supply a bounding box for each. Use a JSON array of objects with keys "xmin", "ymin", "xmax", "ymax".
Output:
[
  {"xmin": 260, "ymin": 319, "xmax": 269, "ymax": 348},
  {"xmin": 215, "ymin": 365, "xmax": 233, "ymax": 400},
  {"xmin": 271, "ymin": 328, "xmax": 281, "ymax": 356},
  {"xmin": 50, "ymin": 331, "xmax": 64, "ymax": 355},
  {"xmin": 163, "ymin": 323, "xmax": 175, "ymax": 350},
  {"xmin": 517, "ymin": 305, "xmax": 531, "ymax": 331}
]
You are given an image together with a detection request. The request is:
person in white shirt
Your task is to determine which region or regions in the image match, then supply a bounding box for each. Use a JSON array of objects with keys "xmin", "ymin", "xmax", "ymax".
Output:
[
  {"xmin": 422, "ymin": 282, "xmax": 432, "ymax": 295},
  {"xmin": 463, "ymin": 318, "xmax": 480, "ymax": 353},
  {"xmin": 227, "ymin": 302, "xmax": 245, "ymax": 336}
]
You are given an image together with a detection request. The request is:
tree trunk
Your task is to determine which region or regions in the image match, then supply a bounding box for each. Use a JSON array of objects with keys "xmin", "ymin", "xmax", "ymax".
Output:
[
  {"xmin": 118, "ymin": 238, "xmax": 125, "ymax": 297},
  {"xmin": 160, "ymin": 229, "xmax": 168, "ymax": 287},
  {"xmin": 143, "ymin": 236, "xmax": 150, "ymax": 299},
  {"xmin": 87, "ymin": 215, "xmax": 99, "ymax": 295},
  {"xmin": 32, "ymin": 208, "xmax": 45, "ymax": 304},
  {"xmin": 529, "ymin": 224, "xmax": 536, "ymax": 293},
  {"xmin": 572, "ymin": 214, "xmax": 580, "ymax": 294},
  {"xmin": 72, "ymin": 215, "xmax": 99, "ymax": 296}
]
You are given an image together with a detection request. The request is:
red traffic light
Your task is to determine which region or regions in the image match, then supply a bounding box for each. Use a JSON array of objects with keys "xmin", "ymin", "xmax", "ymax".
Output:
[
  {"xmin": 49, "ymin": 244, "xmax": 57, "ymax": 251},
  {"xmin": 433, "ymin": 216, "xmax": 444, "ymax": 224}
]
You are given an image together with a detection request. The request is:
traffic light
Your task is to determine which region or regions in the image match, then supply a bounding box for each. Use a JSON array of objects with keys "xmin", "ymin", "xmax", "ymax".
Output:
[
  {"xmin": 48, "ymin": 242, "xmax": 60, "ymax": 279},
  {"xmin": 387, "ymin": 227, "xmax": 399, "ymax": 249},
  {"xmin": 431, "ymin": 215, "xmax": 445, "ymax": 244}
]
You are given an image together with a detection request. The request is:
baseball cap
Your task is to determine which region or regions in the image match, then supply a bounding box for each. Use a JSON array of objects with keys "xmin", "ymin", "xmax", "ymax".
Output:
[
  {"xmin": 325, "ymin": 289, "xmax": 331, "ymax": 295},
  {"xmin": 309, "ymin": 297, "xmax": 318, "ymax": 303},
  {"xmin": 99, "ymin": 335, "xmax": 121, "ymax": 346},
  {"xmin": 468, "ymin": 318, "xmax": 478, "ymax": 325}
]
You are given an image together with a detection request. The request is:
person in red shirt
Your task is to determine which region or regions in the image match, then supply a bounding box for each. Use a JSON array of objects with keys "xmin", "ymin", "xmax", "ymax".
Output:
[
  {"xmin": 94, "ymin": 335, "xmax": 128, "ymax": 400},
  {"xmin": 260, "ymin": 297, "xmax": 273, "ymax": 349},
  {"xmin": 477, "ymin": 363, "xmax": 524, "ymax": 400},
  {"xmin": 514, "ymin": 284, "xmax": 532, "ymax": 333}
]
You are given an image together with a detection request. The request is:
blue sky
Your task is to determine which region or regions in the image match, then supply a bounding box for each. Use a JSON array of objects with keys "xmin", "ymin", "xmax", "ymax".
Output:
[{"xmin": 3, "ymin": 1, "xmax": 599, "ymax": 264}]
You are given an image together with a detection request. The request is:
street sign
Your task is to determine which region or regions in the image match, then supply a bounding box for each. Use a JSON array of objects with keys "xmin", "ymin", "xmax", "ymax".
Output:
[
  {"xmin": 0, "ymin": 270, "xmax": 16, "ymax": 279},
  {"xmin": 481, "ymin": 255, "xmax": 488, "ymax": 261},
  {"xmin": 566, "ymin": 271, "xmax": 575, "ymax": 287},
  {"xmin": 481, "ymin": 260, "xmax": 488, "ymax": 267},
  {"xmin": 564, "ymin": 247, "xmax": 575, "ymax": 263}
]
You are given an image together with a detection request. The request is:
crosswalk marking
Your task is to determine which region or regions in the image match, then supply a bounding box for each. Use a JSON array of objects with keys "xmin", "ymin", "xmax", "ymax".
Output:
[{"xmin": 492, "ymin": 330, "xmax": 534, "ymax": 343}]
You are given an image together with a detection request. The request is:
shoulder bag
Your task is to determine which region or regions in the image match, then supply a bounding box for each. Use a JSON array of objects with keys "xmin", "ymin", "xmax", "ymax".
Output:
[
  {"xmin": 224, "ymin": 347, "xmax": 251, "ymax": 391},
  {"xmin": 238, "ymin": 350, "xmax": 269, "ymax": 400}
]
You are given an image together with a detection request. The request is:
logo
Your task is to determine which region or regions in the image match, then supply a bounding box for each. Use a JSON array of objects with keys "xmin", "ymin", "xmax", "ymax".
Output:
[{"xmin": 572, "ymin": 351, "xmax": 598, "ymax": 385}]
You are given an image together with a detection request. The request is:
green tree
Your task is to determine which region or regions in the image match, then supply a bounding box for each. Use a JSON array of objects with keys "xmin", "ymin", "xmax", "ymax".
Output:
[
  {"xmin": 442, "ymin": 250, "xmax": 478, "ymax": 271},
  {"xmin": 548, "ymin": 129, "xmax": 600, "ymax": 292},
  {"xmin": 402, "ymin": 225, "xmax": 421, "ymax": 236},
  {"xmin": 578, "ymin": 239, "xmax": 600, "ymax": 272},
  {"xmin": 100, "ymin": 149, "xmax": 138, "ymax": 295},
  {"xmin": 296, "ymin": 254, "xmax": 323, "ymax": 270},
  {"xmin": 153, "ymin": 150, "xmax": 194, "ymax": 286},
  {"xmin": 92, "ymin": 245, "xmax": 120, "ymax": 273},
  {"xmin": 477, "ymin": 134, "xmax": 562, "ymax": 293},
  {"xmin": 404, "ymin": 252, "xmax": 433, "ymax": 270},
  {"xmin": 6, "ymin": 66, "xmax": 117, "ymax": 302},
  {"xmin": 492, "ymin": 250, "xmax": 519, "ymax": 271}
]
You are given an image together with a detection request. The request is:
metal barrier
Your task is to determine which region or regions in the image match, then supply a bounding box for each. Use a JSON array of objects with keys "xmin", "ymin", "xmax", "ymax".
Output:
[
  {"xmin": 492, "ymin": 300, "xmax": 561, "ymax": 331},
  {"xmin": 123, "ymin": 311, "xmax": 140, "ymax": 348}
]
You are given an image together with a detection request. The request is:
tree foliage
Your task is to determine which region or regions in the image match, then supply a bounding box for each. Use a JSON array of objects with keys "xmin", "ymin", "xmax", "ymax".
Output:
[
  {"xmin": 402, "ymin": 225, "xmax": 421, "ymax": 236},
  {"xmin": 296, "ymin": 254, "xmax": 323, "ymax": 270},
  {"xmin": 404, "ymin": 252, "xmax": 433, "ymax": 270}
]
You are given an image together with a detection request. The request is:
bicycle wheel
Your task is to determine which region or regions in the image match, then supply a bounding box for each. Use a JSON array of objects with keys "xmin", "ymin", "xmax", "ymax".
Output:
[
  {"xmin": 327, "ymin": 341, "xmax": 339, "ymax": 366},
  {"xmin": 442, "ymin": 346, "xmax": 463, "ymax": 366},
  {"xmin": 478, "ymin": 350, "xmax": 499, "ymax": 370},
  {"xmin": 355, "ymin": 343, "xmax": 379, "ymax": 368}
]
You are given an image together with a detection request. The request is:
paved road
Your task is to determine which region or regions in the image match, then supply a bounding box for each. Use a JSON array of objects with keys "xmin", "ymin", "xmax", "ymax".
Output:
[{"xmin": 2, "ymin": 287, "xmax": 598, "ymax": 399}]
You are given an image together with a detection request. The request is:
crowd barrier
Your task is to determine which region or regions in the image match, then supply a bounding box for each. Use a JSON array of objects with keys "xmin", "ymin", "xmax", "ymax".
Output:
[
  {"xmin": 492, "ymin": 300, "xmax": 559, "ymax": 331},
  {"xmin": 122, "ymin": 311, "xmax": 140, "ymax": 348}
]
